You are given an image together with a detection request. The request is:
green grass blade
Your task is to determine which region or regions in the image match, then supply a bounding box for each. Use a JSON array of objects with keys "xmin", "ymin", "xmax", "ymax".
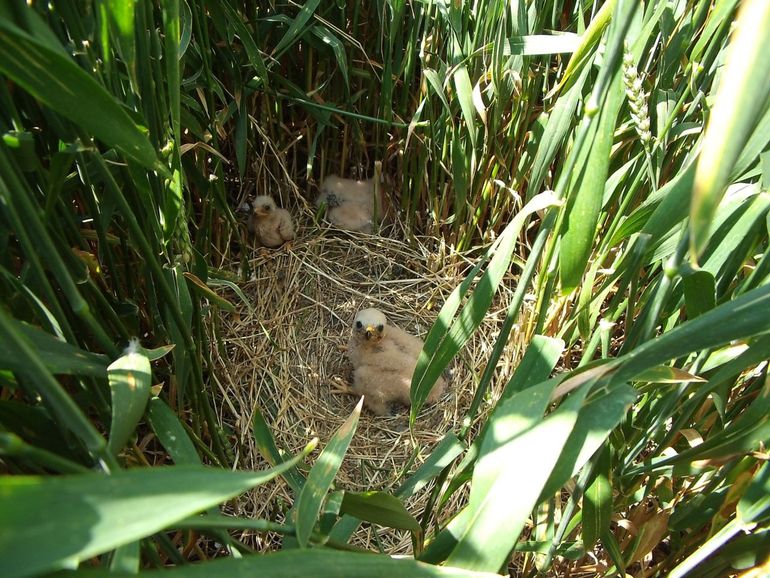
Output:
[
  {"xmin": 0, "ymin": 20, "xmax": 159, "ymax": 170},
  {"xmin": 295, "ymin": 398, "xmax": 362, "ymax": 547},
  {"xmin": 548, "ymin": 0, "xmax": 616, "ymax": 97},
  {"xmin": 612, "ymin": 283, "xmax": 770, "ymax": 385},
  {"xmin": 528, "ymin": 66, "xmax": 589, "ymax": 199},
  {"xmin": 682, "ymin": 269, "xmax": 716, "ymax": 319},
  {"xmin": 107, "ymin": 343, "xmax": 152, "ymax": 456},
  {"xmin": 63, "ymin": 549, "xmax": 505, "ymax": 577},
  {"xmin": 500, "ymin": 335, "xmax": 565, "ymax": 402},
  {"xmin": 452, "ymin": 61, "xmax": 478, "ymax": 150},
  {"xmin": 219, "ymin": 1, "xmax": 269, "ymax": 88},
  {"xmin": 0, "ymin": 458, "xmax": 312, "ymax": 578},
  {"xmin": 396, "ymin": 434, "xmax": 464, "ymax": 499},
  {"xmin": 581, "ymin": 444, "xmax": 612, "ymax": 550},
  {"xmin": 310, "ymin": 25, "xmax": 349, "ymax": 87},
  {"xmin": 690, "ymin": 0, "xmax": 770, "ymax": 260},
  {"xmin": 0, "ymin": 318, "xmax": 109, "ymax": 377},
  {"xmin": 339, "ymin": 491, "xmax": 421, "ymax": 533},
  {"xmin": 445, "ymin": 378, "xmax": 588, "ymax": 572},
  {"xmin": 146, "ymin": 397, "xmax": 200, "ymax": 465},
  {"xmin": 272, "ymin": 0, "xmax": 322, "ymax": 58},
  {"xmin": 0, "ymin": 307, "xmax": 111, "ymax": 464},
  {"xmin": 109, "ymin": 540, "xmax": 140, "ymax": 574},
  {"xmin": 411, "ymin": 191, "xmax": 562, "ymax": 422},
  {"xmin": 183, "ymin": 272, "xmax": 235, "ymax": 312},
  {"xmin": 539, "ymin": 381, "xmax": 636, "ymax": 501},
  {"xmin": 252, "ymin": 408, "xmax": 306, "ymax": 495},
  {"xmin": 105, "ymin": 0, "xmax": 137, "ymax": 88}
]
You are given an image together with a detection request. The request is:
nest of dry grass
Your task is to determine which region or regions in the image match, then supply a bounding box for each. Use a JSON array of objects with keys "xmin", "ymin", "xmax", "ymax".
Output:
[{"xmin": 209, "ymin": 208, "xmax": 527, "ymax": 554}]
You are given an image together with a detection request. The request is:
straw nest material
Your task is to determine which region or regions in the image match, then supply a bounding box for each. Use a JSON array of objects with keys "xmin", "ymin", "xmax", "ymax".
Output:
[{"xmin": 210, "ymin": 209, "xmax": 527, "ymax": 554}]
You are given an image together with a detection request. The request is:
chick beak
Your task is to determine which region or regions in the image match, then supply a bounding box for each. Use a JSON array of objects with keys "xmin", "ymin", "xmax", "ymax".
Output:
[{"xmin": 364, "ymin": 326, "xmax": 375, "ymax": 340}]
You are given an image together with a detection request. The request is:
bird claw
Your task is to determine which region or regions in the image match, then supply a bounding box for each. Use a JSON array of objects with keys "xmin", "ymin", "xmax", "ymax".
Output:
[{"xmin": 329, "ymin": 377, "xmax": 354, "ymax": 396}]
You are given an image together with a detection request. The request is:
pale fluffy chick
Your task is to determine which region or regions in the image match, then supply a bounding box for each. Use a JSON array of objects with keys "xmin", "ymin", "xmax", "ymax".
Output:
[
  {"xmin": 248, "ymin": 195, "xmax": 295, "ymax": 248},
  {"xmin": 315, "ymin": 175, "xmax": 389, "ymax": 233},
  {"xmin": 343, "ymin": 308, "xmax": 446, "ymax": 415}
]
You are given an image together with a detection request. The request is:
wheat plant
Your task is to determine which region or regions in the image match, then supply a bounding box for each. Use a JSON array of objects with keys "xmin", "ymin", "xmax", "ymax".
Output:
[{"xmin": 1, "ymin": 0, "xmax": 769, "ymax": 576}]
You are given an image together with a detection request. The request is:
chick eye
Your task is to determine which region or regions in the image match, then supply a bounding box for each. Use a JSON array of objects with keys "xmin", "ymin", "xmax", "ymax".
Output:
[
  {"xmin": 355, "ymin": 321, "xmax": 362, "ymax": 329},
  {"xmin": 263, "ymin": 204, "xmax": 271, "ymax": 210},
  {"xmin": 377, "ymin": 324, "xmax": 384, "ymax": 332}
]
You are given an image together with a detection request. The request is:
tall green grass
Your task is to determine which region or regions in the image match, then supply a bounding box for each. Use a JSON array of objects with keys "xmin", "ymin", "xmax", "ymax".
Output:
[{"xmin": 1, "ymin": 0, "xmax": 770, "ymax": 577}]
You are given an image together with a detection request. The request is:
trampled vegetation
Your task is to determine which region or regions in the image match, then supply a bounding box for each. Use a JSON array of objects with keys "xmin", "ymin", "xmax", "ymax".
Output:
[{"xmin": 1, "ymin": 0, "xmax": 769, "ymax": 577}]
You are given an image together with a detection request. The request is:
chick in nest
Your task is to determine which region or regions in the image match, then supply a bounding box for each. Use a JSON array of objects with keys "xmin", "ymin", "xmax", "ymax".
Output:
[
  {"xmin": 315, "ymin": 175, "xmax": 391, "ymax": 233},
  {"xmin": 334, "ymin": 307, "xmax": 447, "ymax": 416},
  {"xmin": 248, "ymin": 195, "xmax": 295, "ymax": 248}
]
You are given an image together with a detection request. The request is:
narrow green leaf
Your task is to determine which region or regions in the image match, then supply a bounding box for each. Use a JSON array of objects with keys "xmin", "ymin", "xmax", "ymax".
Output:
[
  {"xmin": 339, "ymin": 491, "xmax": 421, "ymax": 532},
  {"xmin": 452, "ymin": 62, "xmax": 477, "ymax": 149},
  {"xmin": 141, "ymin": 344, "xmax": 175, "ymax": 362},
  {"xmin": 183, "ymin": 272, "xmax": 235, "ymax": 312},
  {"xmin": 582, "ymin": 445, "xmax": 612, "ymax": 550},
  {"xmin": 423, "ymin": 68, "xmax": 452, "ymax": 115},
  {"xmin": 0, "ymin": 20, "xmax": 159, "ymax": 170},
  {"xmin": 528, "ymin": 66, "xmax": 590, "ymax": 199},
  {"xmin": 411, "ymin": 191, "xmax": 562, "ymax": 421},
  {"xmin": 628, "ymin": 381, "xmax": 770, "ymax": 474},
  {"xmin": 107, "ymin": 0, "xmax": 137, "ymax": 88},
  {"xmin": 560, "ymin": 69, "xmax": 625, "ymax": 292},
  {"xmin": 632, "ymin": 365, "xmax": 706, "ymax": 384},
  {"xmin": 252, "ymin": 407, "xmax": 306, "ymax": 494},
  {"xmin": 737, "ymin": 460, "xmax": 770, "ymax": 524},
  {"xmin": 64, "ymin": 549, "xmax": 504, "ymax": 578},
  {"xmin": 446, "ymin": 377, "xmax": 589, "ymax": 571},
  {"xmin": 219, "ymin": 1, "xmax": 269, "ymax": 88},
  {"xmin": 396, "ymin": 434, "xmax": 464, "ymax": 499},
  {"xmin": 538, "ymin": 381, "xmax": 636, "ymax": 502},
  {"xmin": 109, "ymin": 540, "xmax": 140, "ymax": 574},
  {"xmin": 683, "ymin": 269, "xmax": 716, "ymax": 319},
  {"xmin": 0, "ymin": 306, "xmax": 109, "ymax": 460},
  {"xmin": 311, "ymin": 25, "xmax": 349, "ymax": 87},
  {"xmin": 147, "ymin": 397, "xmax": 200, "ymax": 465},
  {"xmin": 500, "ymin": 335, "xmax": 564, "ymax": 401},
  {"xmin": 690, "ymin": 0, "xmax": 770, "ymax": 259},
  {"xmin": 107, "ymin": 344, "xmax": 152, "ymax": 456},
  {"xmin": 295, "ymin": 398, "xmax": 362, "ymax": 547},
  {"xmin": 548, "ymin": 0, "xmax": 616, "ymax": 97},
  {"xmin": 0, "ymin": 459, "xmax": 311, "ymax": 578},
  {"xmin": 0, "ymin": 318, "xmax": 108, "ymax": 377},
  {"xmin": 207, "ymin": 276, "xmax": 253, "ymax": 314},
  {"xmin": 612, "ymin": 283, "xmax": 770, "ymax": 385},
  {"xmin": 272, "ymin": 0, "xmax": 322, "ymax": 57}
]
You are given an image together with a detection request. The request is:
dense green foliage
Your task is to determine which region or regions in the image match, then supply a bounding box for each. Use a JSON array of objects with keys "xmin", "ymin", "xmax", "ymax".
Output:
[{"xmin": 1, "ymin": 0, "xmax": 769, "ymax": 577}]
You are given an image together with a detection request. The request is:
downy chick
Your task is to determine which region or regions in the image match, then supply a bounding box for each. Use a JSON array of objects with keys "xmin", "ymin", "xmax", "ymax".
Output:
[
  {"xmin": 248, "ymin": 195, "xmax": 295, "ymax": 248},
  {"xmin": 315, "ymin": 175, "xmax": 389, "ymax": 233},
  {"xmin": 344, "ymin": 308, "xmax": 446, "ymax": 415}
]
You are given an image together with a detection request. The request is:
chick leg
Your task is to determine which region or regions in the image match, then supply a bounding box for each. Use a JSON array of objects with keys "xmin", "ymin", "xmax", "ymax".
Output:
[{"xmin": 329, "ymin": 376, "xmax": 356, "ymax": 396}]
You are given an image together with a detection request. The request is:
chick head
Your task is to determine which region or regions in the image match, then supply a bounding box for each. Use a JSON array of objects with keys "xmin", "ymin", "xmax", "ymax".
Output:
[
  {"xmin": 353, "ymin": 308, "xmax": 387, "ymax": 343},
  {"xmin": 253, "ymin": 195, "xmax": 277, "ymax": 218}
]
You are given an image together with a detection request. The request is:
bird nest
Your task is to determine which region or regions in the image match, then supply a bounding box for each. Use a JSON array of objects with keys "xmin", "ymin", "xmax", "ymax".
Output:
[{"xmin": 209, "ymin": 212, "xmax": 527, "ymax": 554}]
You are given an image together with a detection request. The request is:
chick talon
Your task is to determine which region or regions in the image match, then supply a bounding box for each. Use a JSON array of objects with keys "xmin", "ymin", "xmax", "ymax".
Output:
[{"xmin": 329, "ymin": 378, "xmax": 355, "ymax": 396}]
